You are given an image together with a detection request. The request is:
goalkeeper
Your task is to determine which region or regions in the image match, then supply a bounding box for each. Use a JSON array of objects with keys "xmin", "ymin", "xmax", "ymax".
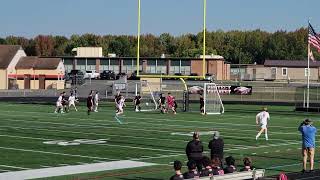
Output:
[{"xmin": 200, "ymin": 94, "xmax": 204, "ymax": 115}]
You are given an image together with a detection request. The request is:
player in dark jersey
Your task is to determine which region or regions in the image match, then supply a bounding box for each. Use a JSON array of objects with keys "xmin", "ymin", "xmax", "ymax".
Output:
[
  {"xmin": 170, "ymin": 160, "xmax": 184, "ymax": 180},
  {"xmin": 158, "ymin": 93, "xmax": 166, "ymax": 113},
  {"xmin": 87, "ymin": 91, "xmax": 93, "ymax": 115},
  {"xmin": 200, "ymin": 156, "xmax": 213, "ymax": 177},
  {"xmin": 114, "ymin": 91, "xmax": 121, "ymax": 112},
  {"xmin": 61, "ymin": 92, "xmax": 68, "ymax": 113},
  {"xmin": 134, "ymin": 93, "xmax": 141, "ymax": 112},
  {"xmin": 224, "ymin": 156, "xmax": 236, "ymax": 174},
  {"xmin": 183, "ymin": 160, "xmax": 200, "ymax": 179},
  {"xmin": 200, "ymin": 94, "xmax": 205, "ymax": 115}
]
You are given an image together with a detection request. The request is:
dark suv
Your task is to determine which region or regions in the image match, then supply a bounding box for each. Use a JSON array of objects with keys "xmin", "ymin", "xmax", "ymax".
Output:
[{"xmin": 100, "ymin": 70, "xmax": 116, "ymax": 80}]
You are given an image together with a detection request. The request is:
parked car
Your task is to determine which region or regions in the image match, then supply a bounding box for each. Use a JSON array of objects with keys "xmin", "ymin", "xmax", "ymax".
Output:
[
  {"xmin": 116, "ymin": 72, "xmax": 127, "ymax": 80},
  {"xmin": 84, "ymin": 70, "xmax": 100, "ymax": 79},
  {"xmin": 100, "ymin": 70, "xmax": 116, "ymax": 80}
]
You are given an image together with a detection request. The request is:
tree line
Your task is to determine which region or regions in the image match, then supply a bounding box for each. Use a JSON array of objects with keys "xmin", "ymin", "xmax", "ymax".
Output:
[{"xmin": 0, "ymin": 28, "xmax": 317, "ymax": 65}]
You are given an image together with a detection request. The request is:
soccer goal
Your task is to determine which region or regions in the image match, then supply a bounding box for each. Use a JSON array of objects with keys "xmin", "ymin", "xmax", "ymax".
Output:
[
  {"xmin": 203, "ymin": 83, "xmax": 224, "ymax": 114},
  {"xmin": 135, "ymin": 80, "xmax": 158, "ymax": 112}
]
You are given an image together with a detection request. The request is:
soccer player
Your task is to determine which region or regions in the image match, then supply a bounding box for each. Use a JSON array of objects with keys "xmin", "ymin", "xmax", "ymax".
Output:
[
  {"xmin": 255, "ymin": 107, "xmax": 270, "ymax": 141},
  {"xmin": 211, "ymin": 157, "xmax": 224, "ymax": 175},
  {"xmin": 167, "ymin": 92, "xmax": 176, "ymax": 114},
  {"xmin": 200, "ymin": 94, "xmax": 205, "ymax": 115},
  {"xmin": 87, "ymin": 91, "xmax": 93, "ymax": 115},
  {"xmin": 114, "ymin": 91, "xmax": 121, "ymax": 112},
  {"xmin": 158, "ymin": 93, "xmax": 166, "ymax": 113},
  {"xmin": 169, "ymin": 160, "xmax": 184, "ymax": 180},
  {"xmin": 134, "ymin": 93, "xmax": 141, "ymax": 112},
  {"xmin": 240, "ymin": 157, "xmax": 253, "ymax": 171},
  {"xmin": 54, "ymin": 92, "xmax": 64, "ymax": 113},
  {"xmin": 93, "ymin": 91, "xmax": 99, "ymax": 112},
  {"xmin": 200, "ymin": 156, "xmax": 213, "ymax": 177},
  {"xmin": 68, "ymin": 93, "xmax": 78, "ymax": 112},
  {"xmin": 61, "ymin": 92, "xmax": 68, "ymax": 113},
  {"xmin": 183, "ymin": 160, "xmax": 200, "ymax": 179},
  {"xmin": 224, "ymin": 156, "xmax": 237, "ymax": 174},
  {"xmin": 116, "ymin": 95, "xmax": 126, "ymax": 116}
]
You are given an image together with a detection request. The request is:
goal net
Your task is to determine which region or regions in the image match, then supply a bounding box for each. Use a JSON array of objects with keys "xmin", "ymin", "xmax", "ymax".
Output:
[
  {"xmin": 204, "ymin": 83, "xmax": 224, "ymax": 114},
  {"xmin": 135, "ymin": 80, "xmax": 158, "ymax": 112}
]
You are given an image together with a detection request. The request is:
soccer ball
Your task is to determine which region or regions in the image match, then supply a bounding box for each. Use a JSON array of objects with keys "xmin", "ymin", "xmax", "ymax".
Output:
[{"xmin": 146, "ymin": 102, "xmax": 149, "ymax": 106}]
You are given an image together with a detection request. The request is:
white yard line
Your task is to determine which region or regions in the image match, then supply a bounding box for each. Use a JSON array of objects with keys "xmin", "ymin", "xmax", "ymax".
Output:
[
  {"xmin": 0, "ymin": 161, "xmax": 156, "ymax": 180},
  {"xmin": 0, "ymin": 146, "xmax": 118, "ymax": 161},
  {"xmin": 0, "ymin": 130, "xmax": 181, "ymax": 153},
  {"xmin": 0, "ymin": 165, "xmax": 30, "ymax": 170}
]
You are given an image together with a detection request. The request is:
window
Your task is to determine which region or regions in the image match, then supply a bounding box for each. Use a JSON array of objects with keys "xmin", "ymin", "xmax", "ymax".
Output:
[
  {"xmin": 282, "ymin": 68, "xmax": 287, "ymax": 76},
  {"xmin": 305, "ymin": 68, "xmax": 310, "ymax": 77}
]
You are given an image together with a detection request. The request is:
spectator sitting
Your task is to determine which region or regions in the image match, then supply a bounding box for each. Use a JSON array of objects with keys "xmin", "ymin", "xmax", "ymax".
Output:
[
  {"xmin": 200, "ymin": 156, "xmax": 213, "ymax": 177},
  {"xmin": 240, "ymin": 157, "xmax": 253, "ymax": 171},
  {"xmin": 211, "ymin": 156, "xmax": 224, "ymax": 175},
  {"xmin": 183, "ymin": 160, "xmax": 200, "ymax": 179},
  {"xmin": 170, "ymin": 160, "xmax": 184, "ymax": 180},
  {"xmin": 224, "ymin": 156, "xmax": 237, "ymax": 174}
]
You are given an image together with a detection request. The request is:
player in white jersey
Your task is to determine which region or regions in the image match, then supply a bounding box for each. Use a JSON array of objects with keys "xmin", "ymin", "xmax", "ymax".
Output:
[
  {"xmin": 116, "ymin": 95, "xmax": 126, "ymax": 116},
  {"xmin": 93, "ymin": 91, "xmax": 99, "ymax": 112},
  {"xmin": 68, "ymin": 93, "xmax": 78, "ymax": 112},
  {"xmin": 255, "ymin": 107, "xmax": 270, "ymax": 140},
  {"xmin": 54, "ymin": 92, "xmax": 64, "ymax": 113}
]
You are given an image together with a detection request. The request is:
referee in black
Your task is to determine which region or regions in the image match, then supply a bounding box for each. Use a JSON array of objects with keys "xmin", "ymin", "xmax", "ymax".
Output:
[{"xmin": 186, "ymin": 132, "xmax": 204, "ymax": 171}]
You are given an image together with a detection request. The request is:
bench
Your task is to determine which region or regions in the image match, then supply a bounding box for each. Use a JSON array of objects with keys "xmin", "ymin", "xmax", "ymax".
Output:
[{"xmin": 187, "ymin": 169, "xmax": 265, "ymax": 180}]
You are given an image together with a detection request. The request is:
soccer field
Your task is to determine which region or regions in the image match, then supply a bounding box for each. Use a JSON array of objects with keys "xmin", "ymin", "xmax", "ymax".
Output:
[{"xmin": 0, "ymin": 101, "xmax": 318, "ymax": 179}]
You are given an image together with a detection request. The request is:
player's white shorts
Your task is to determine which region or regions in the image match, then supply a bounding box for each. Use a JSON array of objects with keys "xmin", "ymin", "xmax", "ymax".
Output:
[
  {"xmin": 56, "ymin": 102, "xmax": 62, "ymax": 107},
  {"xmin": 260, "ymin": 124, "xmax": 267, "ymax": 129},
  {"xmin": 118, "ymin": 106, "xmax": 123, "ymax": 112},
  {"xmin": 69, "ymin": 102, "xmax": 75, "ymax": 106}
]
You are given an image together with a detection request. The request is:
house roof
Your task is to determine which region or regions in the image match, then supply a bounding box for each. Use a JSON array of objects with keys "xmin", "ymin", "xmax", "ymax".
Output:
[
  {"xmin": 16, "ymin": 57, "xmax": 61, "ymax": 70},
  {"xmin": 264, "ymin": 60, "xmax": 320, "ymax": 68},
  {"xmin": 0, "ymin": 45, "xmax": 21, "ymax": 69}
]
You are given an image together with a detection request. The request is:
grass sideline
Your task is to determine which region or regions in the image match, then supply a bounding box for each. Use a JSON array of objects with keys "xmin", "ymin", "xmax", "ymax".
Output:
[{"xmin": 0, "ymin": 101, "xmax": 318, "ymax": 179}]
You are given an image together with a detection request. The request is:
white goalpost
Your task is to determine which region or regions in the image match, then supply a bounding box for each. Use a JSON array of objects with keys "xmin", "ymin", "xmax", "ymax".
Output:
[
  {"xmin": 135, "ymin": 80, "xmax": 158, "ymax": 112},
  {"xmin": 203, "ymin": 83, "xmax": 224, "ymax": 114}
]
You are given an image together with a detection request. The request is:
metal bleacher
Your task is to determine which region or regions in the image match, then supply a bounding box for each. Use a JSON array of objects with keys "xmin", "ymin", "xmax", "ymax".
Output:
[{"xmin": 186, "ymin": 169, "xmax": 265, "ymax": 180}]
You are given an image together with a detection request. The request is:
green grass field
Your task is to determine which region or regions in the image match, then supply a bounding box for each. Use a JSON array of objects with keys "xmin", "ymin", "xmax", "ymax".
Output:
[{"xmin": 0, "ymin": 101, "xmax": 318, "ymax": 179}]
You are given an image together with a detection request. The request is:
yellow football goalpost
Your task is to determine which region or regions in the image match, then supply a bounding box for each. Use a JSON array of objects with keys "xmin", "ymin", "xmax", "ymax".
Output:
[{"xmin": 136, "ymin": 0, "xmax": 207, "ymax": 81}]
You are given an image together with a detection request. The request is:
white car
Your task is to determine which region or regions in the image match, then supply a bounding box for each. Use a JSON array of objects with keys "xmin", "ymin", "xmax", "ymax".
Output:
[{"xmin": 84, "ymin": 70, "xmax": 100, "ymax": 79}]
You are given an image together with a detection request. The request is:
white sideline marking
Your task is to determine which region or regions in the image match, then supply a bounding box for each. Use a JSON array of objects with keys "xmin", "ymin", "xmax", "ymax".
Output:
[
  {"xmin": 0, "ymin": 165, "xmax": 29, "ymax": 170},
  {"xmin": 0, "ymin": 160, "xmax": 156, "ymax": 180},
  {"xmin": 267, "ymin": 163, "xmax": 302, "ymax": 169},
  {"xmin": 0, "ymin": 146, "xmax": 118, "ymax": 161},
  {"xmin": 40, "ymin": 165, "xmax": 52, "ymax": 168},
  {"xmin": 58, "ymin": 164, "xmax": 70, "ymax": 166}
]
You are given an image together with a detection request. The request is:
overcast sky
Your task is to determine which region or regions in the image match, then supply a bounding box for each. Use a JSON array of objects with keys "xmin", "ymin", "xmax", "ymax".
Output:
[{"xmin": 1, "ymin": 0, "xmax": 319, "ymax": 38}]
